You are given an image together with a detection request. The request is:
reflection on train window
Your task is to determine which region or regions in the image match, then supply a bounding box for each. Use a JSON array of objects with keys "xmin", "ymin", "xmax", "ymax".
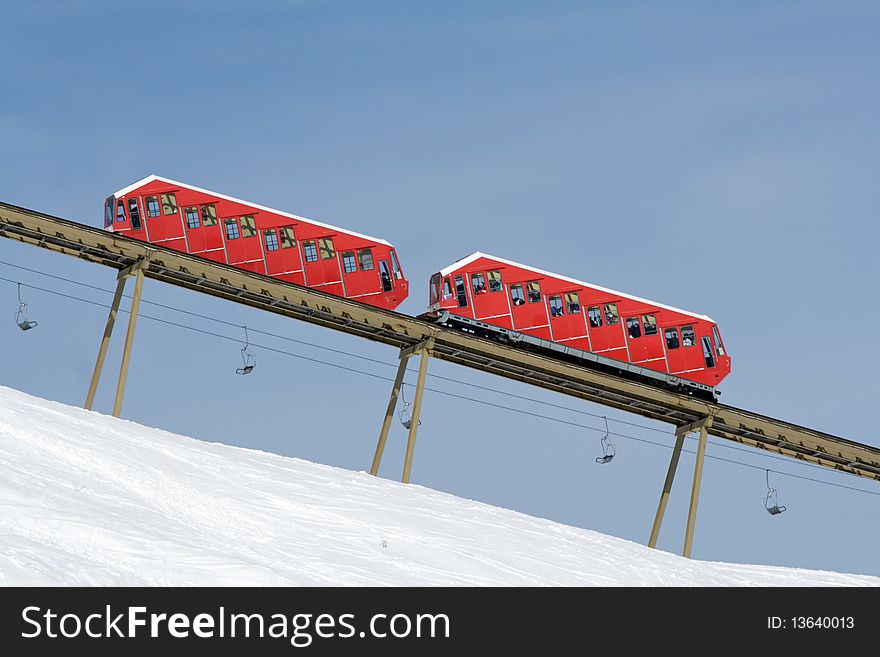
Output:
[
  {"xmin": 240, "ymin": 215, "xmax": 256, "ymax": 238},
  {"xmin": 358, "ymin": 248, "xmax": 374, "ymax": 270},
  {"xmin": 681, "ymin": 325, "xmax": 696, "ymax": 347},
  {"xmin": 527, "ymin": 281, "xmax": 541, "ymax": 303},
  {"xmin": 145, "ymin": 195, "xmax": 161, "ymax": 218},
  {"xmin": 588, "ymin": 306, "xmax": 602, "ymax": 328},
  {"xmin": 200, "ymin": 204, "xmax": 217, "ymax": 226},
  {"xmin": 604, "ymin": 303, "xmax": 620, "ymax": 325},
  {"xmin": 642, "ymin": 314, "xmax": 658, "ymax": 336},
  {"xmin": 127, "ymin": 199, "xmax": 141, "ymax": 230},
  {"xmin": 665, "ymin": 328, "xmax": 680, "ymax": 350},
  {"xmin": 225, "ymin": 218, "xmax": 240, "ymax": 240},
  {"xmin": 280, "ymin": 227, "xmax": 296, "ymax": 248},
  {"xmin": 319, "ymin": 237, "xmax": 335, "ymax": 260},
  {"xmin": 712, "ymin": 326, "xmax": 725, "ymax": 356},
  {"xmin": 390, "ymin": 250, "xmax": 403, "ymax": 279},
  {"xmin": 116, "ymin": 200, "xmax": 126, "ymax": 223},
  {"xmin": 184, "ymin": 206, "xmax": 200, "ymax": 229},
  {"xmin": 510, "ymin": 284, "xmax": 525, "ymax": 306},
  {"xmin": 472, "ymin": 272, "xmax": 486, "ymax": 294},
  {"xmin": 454, "ymin": 275, "xmax": 468, "ymax": 307},
  {"xmin": 303, "ymin": 240, "xmax": 318, "ymax": 262},
  {"xmin": 488, "ymin": 270, "xmax": 502, "ymax": 292},
  {"xmin": 342, "ymin": 251, "xmax": 357, "ymax": 274},
  {"xmin": 443, "ymin": 277, "xmax": 453, "ymax": 299},
  {"xmin": 160, "ymin": 193, "xmax": 178, "ymax": 215},
  {"xmin": 626, "ymin": 316, "xmax": 641, "ymax": 338},
  {"xmin": 264, "ymin": 229, "xmax": 279, "ymax": 251},
  {"xmin": 702, "ymin": 336, "xmax": 715, "ymax": 368},
  {"xmin": 565, "ymin": 292, "xmax": 580, "ymax": 314},
  {"xmin": 549, "ymin": 295, "xmax": 564, "ymax": 317}
]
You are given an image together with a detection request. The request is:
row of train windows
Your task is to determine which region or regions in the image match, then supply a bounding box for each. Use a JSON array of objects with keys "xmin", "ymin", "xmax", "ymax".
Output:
[
  {"xmin": 145, "ymin": 193, "xmax": 179, "ymax": 218},
  {"xmin": 341, "ymin": 250, "xmax": 375, "ymax": 273}
]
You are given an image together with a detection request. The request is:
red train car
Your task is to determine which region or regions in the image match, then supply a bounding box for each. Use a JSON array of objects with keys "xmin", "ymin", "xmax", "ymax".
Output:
[
  {"xmin": 427, "ymin": 252, "xmax": 731, "ymax": 396},
  {"xmin": 103, "ymin": 175, "xmax": 408, "ymax": 310}
]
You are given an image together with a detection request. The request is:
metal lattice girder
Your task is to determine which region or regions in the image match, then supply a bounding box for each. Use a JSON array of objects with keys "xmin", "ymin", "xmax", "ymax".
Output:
[{"xmin": 2, "ymin": 200, "xmax": 879, "ymax": 481}]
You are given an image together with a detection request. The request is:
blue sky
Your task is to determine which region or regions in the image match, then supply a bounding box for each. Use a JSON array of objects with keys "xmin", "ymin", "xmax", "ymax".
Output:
[{"xmin": 2, "ymin": 1, "xmax": 879, "ymax": 576}]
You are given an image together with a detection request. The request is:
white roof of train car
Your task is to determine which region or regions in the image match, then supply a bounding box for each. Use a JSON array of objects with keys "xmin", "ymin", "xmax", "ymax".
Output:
[
  {"xmin": 113, "ymin": 175, "xmax": 392, "ymax": 246},
  {"xmin": 440, "ymin": 251, "xmax": 714, "ymax": 323}
]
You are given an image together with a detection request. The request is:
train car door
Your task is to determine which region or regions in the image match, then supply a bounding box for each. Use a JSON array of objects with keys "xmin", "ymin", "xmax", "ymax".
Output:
[
  {"xmin": 586, "ymin": 302, "xmax": 627, "ymax": 360},
  {"xmin": 547, "ymin": 290, "xmax": 589, "ymax": 350},
  {"xmin": 142, "ymin": 191, "xmax": 186, "ymax": 250},
  {"xmin": 508, "ymin": 279, "xmax": 551, "ymax": 340},
  {"xmin": 223, "ymin": 215, "xmax": 265, "ymax": 274},
  {"xmin": 182, "ymin": 203, "xmax": 226, "ymax": 263},
  {"xmin": 662, "ymin": 325, "xmax": 686, "ymax": 374},
  {"xmin": 263, "ymin": 226, "xmax": 305, "ymax": 285},
  {"xmin": 624, "ymin": 313, "xmax": 665, "ymax": 369},
  {"xmin": 677, "ymin": 324, "xmax": 703, "ymax": 372},
  {"xmin": 470, "ymin": 269, "xmax": 510, "ymax": 325},
  {"xmin": 301, "ymin": 237, "xmax": 344, "ymax": 295}
]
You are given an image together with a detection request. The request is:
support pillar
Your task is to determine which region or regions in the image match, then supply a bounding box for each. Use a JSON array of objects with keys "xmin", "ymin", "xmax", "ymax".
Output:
[
  {"xmin": 646, "ymin": 416, "xmax": 712, "ymax": 557},
  {"xmin": 112, "ymin": 267, "xmax": 145, "ymax": 418},
  {"xmin": 370, "ymin": 353, "xmax": 411, "ymax": 476},
  {"xmin": 401, "ymin": 347, "xmax": 430, "ymax": 484},
  {"xmin": 682, "ymin": 424, "xmax": 709, "ymax": 559},
  {"xmin": 84, "ymin": 275, "xmax": 127, "ymax": 410}
]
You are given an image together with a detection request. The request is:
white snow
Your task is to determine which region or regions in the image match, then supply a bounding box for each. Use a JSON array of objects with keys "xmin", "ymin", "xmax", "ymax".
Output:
[{"xmin": 0, "ymin": 385, "xmax": 875, "ymax": 587}]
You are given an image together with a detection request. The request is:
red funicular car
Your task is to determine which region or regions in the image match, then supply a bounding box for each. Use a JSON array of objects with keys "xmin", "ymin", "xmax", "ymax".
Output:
[
  {"xmin": 428, "ymin": 252, "xmax": 730, "ymax": 397},
  {"xmin": 104, "ymin": 175, "xmax": 408, "ymax": 310}
]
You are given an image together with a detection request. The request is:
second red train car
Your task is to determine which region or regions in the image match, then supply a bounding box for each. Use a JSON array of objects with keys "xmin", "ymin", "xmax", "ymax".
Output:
[
  {"xmin": 104, "ymin": 175, "xmax": 408, "ymax": 310},
  {"xmin": 427, "ymin": 252, "xmax": 730, "ymax": 397}
]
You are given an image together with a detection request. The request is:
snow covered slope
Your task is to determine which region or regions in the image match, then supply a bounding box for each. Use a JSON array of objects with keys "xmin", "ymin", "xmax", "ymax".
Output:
[{"xmin": 0, "ymin": 385, "xmax": 876, "ymax": 586}]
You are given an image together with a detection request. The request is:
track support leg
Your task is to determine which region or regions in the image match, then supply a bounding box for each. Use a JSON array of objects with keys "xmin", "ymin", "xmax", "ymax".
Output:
[
  {"xmin": 683, "ymin": 424, "xmax": 709, "ymax": 559},
  {"xmin": 112, "ymin": 267, "xmax": 145, "ymax": 418},
  {"xmin": 647, "ymin": 416, "xmax": 712, "ymax": 556},
  {"xmin": 370, "ymin": 352, "xmax": 411, "ymax": 476},
  {"xmin": 401, "ymin": 346, "xmax": 430, "ymax": 484},
  {"xmin": 84, "ymin": 275, "xmax": 127, "ymax": 411}
]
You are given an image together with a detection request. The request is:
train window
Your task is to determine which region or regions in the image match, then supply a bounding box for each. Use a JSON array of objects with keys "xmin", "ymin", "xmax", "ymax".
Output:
[
  {"xmin": 549, "ymin": 295, "xmax": 564, "ymax": 317},
  {"xmin": 390, "ymin": 250, "xmax": 403, "ymax": 279},
  {"xmin": 712, "ymin": 326, "xmax": 725, "ymax": 356},
  {"xmin": 116, "ymin": 199, "xmax": 126, "ymax": 223},
  {"xmin": 472, "ymin": 273, "xmax": 486, "ymax": 294},
  {"xmin": 430, "ymin": 273, "xmax": 441, "ymax": 305},
  {"xmin": 702, "ymin": 336, "xmax": 715, "ymax": 368},
  {"xmin": 264, "ymin": 229, "xmax": 279, "ymax": 251},
  {"xmin": 565, "ymin": 292, "xmax": 581, "ymax": 314},
  {"xmin": 200, "ymin": 204, "xmax": 217, "ymax": 226},
  {"xmin": 104, "ymin": 197, "xmax": 114, "ymax": 227},
  {"xmin": 510, "ymin": 284, "xmax": 525, "ymax": 306},
  {"xmin": 160, "ymin": 193, "xmax": 178, "ymax": 215},
  {"xmin": 280, "ymin": 227, "xmax": 296, "ymax": 248},
  {"xmin": 342, "ymin": 252, "xmax": 357, "ymax": 274},
  {"xmin": 681, "ymin": 325, "xmax": 696, "ymax": 347},
  {"xmin": 454, "ymin": 275, "xmax": 468, "ymax": 307},
  {"xmin": 443, "ymin": 277, "xmax": 453, "ymax": 299},
  {"xmin": 488, "ymin": 270, "xmax": 502, "ymax": 292},
  {"xmin": 642, "ymin": 314, "xmax": 658, "ymax": 336},
  {"xmin": 380, "ymin": 261, "xmax": 393, "ymax": 291},
  {"xmin": 240, "ymin": 215, "xmax": 256, "ymax": 238},
  {"xmin": 588, "ymin": 306, "xmax": 602, "ymax": 328},
  {"xmin": 319, "ymin": 237, "xmax": 335, "ymax": 260},
  {"xmin": 358, "ymin": 249, "xmax": 374, "ymax": 270},
  {"xmin": 225, "ymin": 218, "xmax": 240, "ymax": 240},
  {"xmin": 527, "ymin": 281, "xmax": 542, "ymax": 303},
  {"xmin": 127, "ymin": 199, "xmax": 141, "ymax": 230},
  {"xmin": 303, "ymin": 240, "xmax": 318, "ymax": 262},
  {"xmin": 626, "ymin": 316, "xmax": 641, "ymax": 338},
  {"xmin": 184, "ymin": 206, "xmax": 200, "ymax": 229},
  {"xmin": 665, "ymin": 328, "xmax": 680, "ymax": 350},
  {"xmin": 145, "ymin": 195, "xmax": 161, "ymax": 218},
  {"xmin": 604, "ymin": 303, "xmax": 620, "ymax": 325}
]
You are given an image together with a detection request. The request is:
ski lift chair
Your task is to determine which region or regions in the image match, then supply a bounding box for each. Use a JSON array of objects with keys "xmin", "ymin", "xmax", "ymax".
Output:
[
  {"xmin": 595, "ymin": 417, "xmax": 616, "ymax": 464},
  {"xmin": 764, "ymin": 470, "xmax": 786, "ymax": 515},
  {"xmin": 235, "ymin": 327, "xmax": 256, "ymax": 375},
  {"xmin": 398, "ymin": 387, "xmax": 421, "ymax": 430},
  {"xmin": 14, "ymin": 284, "xmax": 37, "ymax": 331}
]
